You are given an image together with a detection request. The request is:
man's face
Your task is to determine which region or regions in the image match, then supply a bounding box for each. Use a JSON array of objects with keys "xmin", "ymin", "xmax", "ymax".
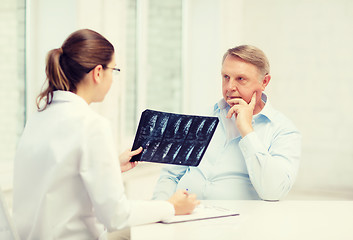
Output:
[{"xmin": 221, "ymin": 55, "xmax": 269, "ymax": 109}]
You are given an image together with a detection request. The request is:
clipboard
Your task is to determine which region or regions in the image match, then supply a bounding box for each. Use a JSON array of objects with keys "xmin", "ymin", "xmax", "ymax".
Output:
[
  {"xmin": 161, "ymin": 204, "xmax": 239, "ymax": 224},
  {"xmin": 130, "ymin": 109, "xmax": 219, "ymax": 166}
]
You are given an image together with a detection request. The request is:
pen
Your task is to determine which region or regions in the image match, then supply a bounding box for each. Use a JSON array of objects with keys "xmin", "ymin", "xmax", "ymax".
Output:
[{"xmin": 184, "ymin": 188, "xmax": 189, "ymax": 196}]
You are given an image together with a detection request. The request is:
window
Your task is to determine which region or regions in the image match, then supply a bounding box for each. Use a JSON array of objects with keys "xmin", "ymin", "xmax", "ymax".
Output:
[
  {"xmin": 124, "ymin": 0, "xmax": 183, "ymax": 139},
  {"xmin": 0, "ymin": 0, "xmax": 26, "ymax": 190}
]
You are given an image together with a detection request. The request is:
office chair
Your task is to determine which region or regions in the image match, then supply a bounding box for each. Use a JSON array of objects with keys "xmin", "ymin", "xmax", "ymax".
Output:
[{"xmin": 0, "ymin": 187, "xmax": 20, "ymax": 240}]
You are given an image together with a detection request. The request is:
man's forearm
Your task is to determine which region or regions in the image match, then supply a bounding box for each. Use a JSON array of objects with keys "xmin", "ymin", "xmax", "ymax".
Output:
[
  {"xmin": 239, "ymin": 131, "xmax": 301, "ymax": 200},
  {"xmin": 152, "ymin": 177, "xmax": 178, "ymax": 200}
]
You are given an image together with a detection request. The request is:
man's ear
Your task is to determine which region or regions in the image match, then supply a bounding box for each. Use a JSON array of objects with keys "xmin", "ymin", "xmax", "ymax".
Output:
[
  {"xmin": 92, "ymin": 65, "xmax": 104, "ymax": 84},
  {"xmin": 261, "ymin": 74, "xmax": 271, "ymax": 91}
]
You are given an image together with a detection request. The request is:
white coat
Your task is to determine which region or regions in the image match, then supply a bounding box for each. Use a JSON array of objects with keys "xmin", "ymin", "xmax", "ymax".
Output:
[{"xmin": 13, "ymin": 91, "xmax": 173, "ymax": 240}]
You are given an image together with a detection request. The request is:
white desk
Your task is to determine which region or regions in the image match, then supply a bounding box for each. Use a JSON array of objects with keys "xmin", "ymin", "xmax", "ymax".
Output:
[{"xmin": 131, "ymin": 200, "xmax": 353, "ymax": 240}]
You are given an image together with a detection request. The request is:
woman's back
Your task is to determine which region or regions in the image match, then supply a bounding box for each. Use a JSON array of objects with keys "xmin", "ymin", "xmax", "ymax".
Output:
[{"xmin": 13, "ymin": 91, "xmax": 118, "ymax": 239}]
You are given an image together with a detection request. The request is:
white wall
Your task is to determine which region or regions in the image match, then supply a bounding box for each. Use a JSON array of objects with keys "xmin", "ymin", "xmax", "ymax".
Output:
[
  {"xmin": 182, "ymin": 0, "xmax": 222, "ymax": 114},
  {"xmin": 26, "ymin": 0, "xmax": 78, "ymax": 116},
  {"xmin": 183, "ymin": 0, "xmax": 245, "ymax": 114}
]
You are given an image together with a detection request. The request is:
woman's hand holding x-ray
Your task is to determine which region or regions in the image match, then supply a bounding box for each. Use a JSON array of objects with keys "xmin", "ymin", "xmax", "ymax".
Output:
[{"xmin": 119, "ymin": 147, "xmax": 143, "ymax": 172}]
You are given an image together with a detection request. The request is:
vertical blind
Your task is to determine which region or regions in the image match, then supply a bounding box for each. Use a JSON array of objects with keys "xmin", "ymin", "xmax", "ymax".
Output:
[
  {"xmin": 0, "ymin": 0, "xmax": 25, "ymax": 169},
  {"xmin": 0, "ymin": 0, "xmax": 26, "ymax": 189}
]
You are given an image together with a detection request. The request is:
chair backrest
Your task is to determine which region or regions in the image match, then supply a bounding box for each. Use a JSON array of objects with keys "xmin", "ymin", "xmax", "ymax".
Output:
[{"xmin": 0, "ymin": 187, "xmax": 20, "ymax": 240}]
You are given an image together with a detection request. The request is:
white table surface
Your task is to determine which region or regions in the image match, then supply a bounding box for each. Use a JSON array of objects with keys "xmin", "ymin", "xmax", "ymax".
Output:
[{"xmin": 131, "ymin": 200, "xmax": 353, "ymax": 240}]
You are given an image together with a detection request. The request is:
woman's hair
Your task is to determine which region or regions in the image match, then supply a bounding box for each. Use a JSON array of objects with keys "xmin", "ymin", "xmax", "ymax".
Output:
[
  {"xmin": 37, "ymin": 29, "xmax": 114, "ymax": 110},
  {"xmin": 222, "ymin": 45, "xmax": 270, "ymax": 76}
]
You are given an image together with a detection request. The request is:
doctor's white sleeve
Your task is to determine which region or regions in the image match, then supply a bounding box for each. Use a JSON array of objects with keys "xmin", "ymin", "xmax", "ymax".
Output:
[{"xmin": 79, "ymin": 118, "xmax": 175, "ymax": 231}]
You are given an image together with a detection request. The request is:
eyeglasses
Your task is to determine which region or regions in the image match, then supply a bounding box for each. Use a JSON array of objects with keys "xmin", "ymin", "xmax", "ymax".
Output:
[
  {"xmin": 85, "ymin": 66, "xmax": 121, "ymax": 74},
  {"xmin": 105, "ymin": 67, "xmax": 121, "ymax": 73}
]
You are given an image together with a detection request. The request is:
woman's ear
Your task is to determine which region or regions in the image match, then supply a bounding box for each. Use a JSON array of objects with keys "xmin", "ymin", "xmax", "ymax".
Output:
[
  {"xmin": 92, "ymin": 65, "xmax": 104, "ymax": 84},
  {"xmin": 261, "ymin": 74, "xmax": 271, "ymax": 91}
]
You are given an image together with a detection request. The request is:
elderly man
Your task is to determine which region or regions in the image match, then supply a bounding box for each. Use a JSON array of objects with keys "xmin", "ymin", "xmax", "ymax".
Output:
[{"xmin": 153, "ymin": 45, "xmax": 301, "ymax": 201}]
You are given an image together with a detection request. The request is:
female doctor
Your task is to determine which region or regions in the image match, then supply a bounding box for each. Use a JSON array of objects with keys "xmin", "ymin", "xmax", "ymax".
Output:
[{"xmin": 13, "ymin": 29, "xmax": 199, "ymax": 240}]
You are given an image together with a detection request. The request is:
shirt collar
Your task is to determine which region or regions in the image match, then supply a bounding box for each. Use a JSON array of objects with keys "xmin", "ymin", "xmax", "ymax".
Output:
[
  {"xmin": 51, "ymin": 90, "xmax": 89, "ymax": 108},
  {"xmin": 254, "ymin": 93, "xmax": 276, "ymax": 122}
]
